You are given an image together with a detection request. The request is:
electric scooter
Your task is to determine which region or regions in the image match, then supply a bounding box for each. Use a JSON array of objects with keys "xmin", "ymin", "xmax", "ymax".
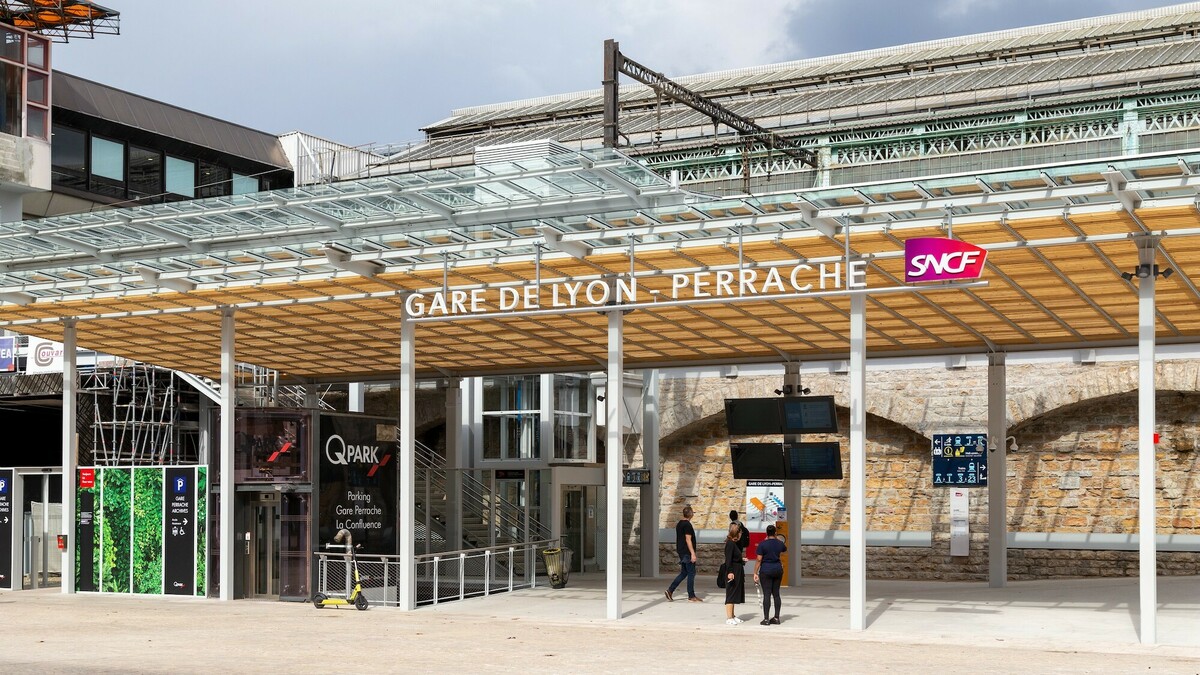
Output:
[{"xmin": 312, "ymin": 528, "xmax": 369, "ymax": 610}]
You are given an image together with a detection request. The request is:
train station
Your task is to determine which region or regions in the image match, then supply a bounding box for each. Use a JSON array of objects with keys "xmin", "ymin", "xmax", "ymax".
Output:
[{"xmin": 1, "ymin": 1, "xmax": 1200, "ymax": 650}]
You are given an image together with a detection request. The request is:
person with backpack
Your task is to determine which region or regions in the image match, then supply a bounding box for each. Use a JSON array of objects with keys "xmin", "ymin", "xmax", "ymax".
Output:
[{"xmin": 730, "ymin": 510, "xmax": 750, "ymax": 555}]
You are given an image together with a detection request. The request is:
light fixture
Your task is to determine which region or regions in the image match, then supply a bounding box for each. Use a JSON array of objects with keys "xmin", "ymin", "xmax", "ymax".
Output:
[
  {"xmin": 1007, "ymin": 435, "xmax": 1018, "ymax": 452},
  {"xmin": 1122, "ymin": 264, "xmax": 1173, "ymax": 281}
]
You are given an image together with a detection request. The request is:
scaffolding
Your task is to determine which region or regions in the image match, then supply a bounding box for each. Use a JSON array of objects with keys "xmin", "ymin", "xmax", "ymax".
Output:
[{"xmin": 82, "ymin": 362, "xmax": 198, "ymax": 466}]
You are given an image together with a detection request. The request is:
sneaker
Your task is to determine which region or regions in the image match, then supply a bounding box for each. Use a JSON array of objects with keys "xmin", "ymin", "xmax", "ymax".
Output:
[
  {"xmin": 769, "ymin": 617, "xmax": 780, "ymax": 625},
  {"xmin": 760, "ymin": 619, "xmax": 771, "ymax": 626},
  {"xmin": 664, "ymin": 590, "xmax": 673, "ymax": 602},
  {"xmin": 688, "ymin": 597, "xmax": 703, "ymax": 603},
  {"xmin": 733, "ymin": 617, "xmax": 744, "ymax": 624},
  {"xmin": 725, "ymin": 618, "xmax": 738, "ymax": 625}
]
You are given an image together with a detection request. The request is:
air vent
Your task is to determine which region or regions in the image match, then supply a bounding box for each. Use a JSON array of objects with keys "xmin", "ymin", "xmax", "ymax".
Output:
[{"xmin": 474, "ymin": 140, "xmax": 571, "ymax": 166}]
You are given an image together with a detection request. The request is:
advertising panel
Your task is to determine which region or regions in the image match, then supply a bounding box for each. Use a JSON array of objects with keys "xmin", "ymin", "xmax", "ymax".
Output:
[
  {"xmin": 317, "ymin": 415, "xmax": 397, "ymax": 555},
  {"xmin": 25, "ymin": 337, "xmax": 65, "ymax": 374},
  {"xmin": 0, "ymin": 336, "xmax": 15, "ymax": 372}
]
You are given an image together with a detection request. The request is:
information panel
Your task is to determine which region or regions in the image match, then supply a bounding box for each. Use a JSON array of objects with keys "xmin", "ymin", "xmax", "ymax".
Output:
[
  {"xmin": 163, "ymin": 467, "xmax": 195, "ymax": 595},
  {"xmin": 0, "ymin": 469, "xmax": 11, "ymax": 589},
  {"xmin": 318, "ymin": 414, "xmax": 397, "ymax": 555},
  {"xmin": 931, "ymin": 433, "xmax": 988, "ymax": 486},
  {"xmin": 77, "ymin": 486, "xmax": 96, "ymax": 592}
]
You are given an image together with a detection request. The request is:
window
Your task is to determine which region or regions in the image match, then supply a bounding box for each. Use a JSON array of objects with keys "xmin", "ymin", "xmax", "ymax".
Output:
[
  {"xmin": 0, "ymin": 62, "xmax": 19, "ymax": 136},
  {"xmin": 552, "ymin": 374, "xmax": 593, "ymax": 462},
  {"xmin": 198, "ymin": 161, "xmax": 230, "ymax": 198},
  {"xmin": 166, "ymin": 156, "xmax": 195, "ymax": 198},
  {"xmin": 25, "ymin": 105, "xmax": 45, "ymax": 140},
  {"xmin": 51, "ymin": 124, "xmax": 86, "ymax": 190},
  {"xmin": 26, "ymin": 71, "xmax": 45, "ymax": 105},
  {"xmin": 482, "ymin": 375, "xmax": 541, "ymax": 461},
  {"xmin": 232, "ymin": 172, "xmax": 258, "ymax": 195},
  {"xmin": 26, "ymin": 37, "xmax": 46, "ymax": 69},
  {"xmin": 89, "ymin": 136, "xmax": 124, "ymax": 197},
  {"xmin": 0, "ymin": 27, "xmax": 22, "ymax": 63},
  {"xmin": 128, "ymin": 146, "xmax": 163, "ymax": 202}
]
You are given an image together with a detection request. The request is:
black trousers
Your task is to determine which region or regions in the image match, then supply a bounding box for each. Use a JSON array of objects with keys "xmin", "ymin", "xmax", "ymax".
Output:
[{"xmin": 760, "ymin": 569, "xmax": 783, "ymax": 619}]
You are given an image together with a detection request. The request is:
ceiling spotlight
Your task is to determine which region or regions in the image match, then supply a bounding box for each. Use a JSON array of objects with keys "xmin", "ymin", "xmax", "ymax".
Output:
[
  {"xmin": 1136, "ymin": 263, "xmax": 1154, "ymax": 279},
  {"xmin": 1162, "ymin": 267, "xmax": 1175, "ymax": 279},
  {"xmin": 1121, "ymin": 271, "xmax": 1134, "ymax": 281}
]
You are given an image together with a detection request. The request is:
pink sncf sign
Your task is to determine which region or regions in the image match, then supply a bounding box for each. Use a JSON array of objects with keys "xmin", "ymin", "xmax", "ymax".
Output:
[{"xmin": 904, "ymin": 237, "xmax": 988, "ymax": 283}]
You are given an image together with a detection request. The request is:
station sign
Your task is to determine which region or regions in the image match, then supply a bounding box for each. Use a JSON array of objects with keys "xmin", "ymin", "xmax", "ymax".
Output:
[
  {"xmin": 0, "ymin": 469, "xmax": 11, "ymax": 588},
  {"xmin": 932, "ymin": 433, "xmax": 987, "ymax": 486},
  {"xmin": 163, "ymin": 467, "xmax": 195, "ymax": 595},
  {"xmin": 0, "ymin": 336, "xmax": 14, "ymax": 372},
  {"xmin": 623, "ymin": 468, "xmax": 651, "ymax": 486},
  {"xmin": 905, "ymin": 238, "xmax": 988, "ymax": 283}
]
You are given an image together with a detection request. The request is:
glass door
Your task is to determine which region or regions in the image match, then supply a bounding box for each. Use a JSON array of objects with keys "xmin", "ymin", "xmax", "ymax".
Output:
[
  {"xmin": 22, "ymin": 472, "xmax": 62, "ymax": 590},
  {"xmin": 242, "ymin": 492, "xmax": 280, "ymax": 598},
  {"xmin": 562, "ymin": 486, "xmax": 583, "ymax": 573}
]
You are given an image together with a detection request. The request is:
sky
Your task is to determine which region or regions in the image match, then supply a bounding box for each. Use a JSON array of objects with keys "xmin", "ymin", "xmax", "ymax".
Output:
[{"xmin": 50, "ymin": 0, "xmax": 1186, "ymax": 148}]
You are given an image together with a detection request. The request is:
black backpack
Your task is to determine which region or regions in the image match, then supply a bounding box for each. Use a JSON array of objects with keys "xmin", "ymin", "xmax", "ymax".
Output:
[{"xmin": 736, "ymin": 522, "xmax": 750, "ymax": 550}]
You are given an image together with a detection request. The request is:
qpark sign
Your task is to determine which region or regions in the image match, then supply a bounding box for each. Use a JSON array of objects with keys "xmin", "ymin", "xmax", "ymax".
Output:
[{"xmin": 904, "ymin": 238, "xmax": 988, "ymax": 284}]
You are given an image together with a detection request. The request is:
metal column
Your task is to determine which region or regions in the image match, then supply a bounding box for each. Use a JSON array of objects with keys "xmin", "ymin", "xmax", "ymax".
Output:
[
  {"xmin": 445, "ymin": 378, "xmax": 464, "ymax": 551},
  {"xmin": 60, "ymin": 320, "xmax": 77, "ymax": 594},
  {"xmin": 987, "ymin": 352, "xmax": 1007, "ymax": 588},
  {"xmin": 849, "ymin": 293, "xmax": 867, "ymax": 630},
  {"xmin": 399, "ymin": 312, "xmax": 417, "ymax": 610},
  {"xmin": 640, "ymin": 369, "xmax": 660, "ymax": 578},
  {"xmin": 219, "ymin": 308, "xmax": 235, "ymax": 600},
  {"xmin": 783, "ymin": 361, "xmax": 802, "ymax": 586},
  {"xmin": 606, "ymin": 309, "xmax": 624, "ymax": 619},
  {"xmin": 1138, "ymin": 270, "xmax": 1158, "ymax": 644}
]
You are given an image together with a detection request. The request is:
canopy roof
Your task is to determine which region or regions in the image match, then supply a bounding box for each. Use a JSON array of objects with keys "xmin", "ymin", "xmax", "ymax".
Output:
[{"xmin": 1, "ymin": 149, "xmax": 1198, "ymax": 383}]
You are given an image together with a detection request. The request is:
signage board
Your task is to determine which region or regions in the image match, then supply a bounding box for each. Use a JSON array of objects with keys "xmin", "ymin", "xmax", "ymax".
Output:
[
  {"xmin": 726, "ymin": 396, "xmax": 839, "ymax": 435},
  {"xmin": 163, "ymin": 467, "xmax": 195, "ymax": 595},
  {"xmin": 79, "ymin": 468, "xmax": 95, "ymax": 489},
  {"xmin": 784, "ymin": 441, "xmax": 843, "ymax": 480},
  {"xmin": 318, "ymin": 414, "xmax": 397, "ymax": 555},
  {"xmin": 0, "ymin": 336, "xmax": 14, "ymax": 372},
  {"xmin": 77, "ymin": 484, "xmax": 96, "ymax": 592},
  {"xmin": 905, "ymin": 238, "xmax": 988, "ymax": 283},
  {"xmin": 0, "ymin": 469, "xmax": 11, "ymax": 588},
  {"xmin": 25, "ymin": 337, "xmax": 65, "ymax": 374},
  {"xmin": 931, "ymin": 433, "xmax": 988, "ymax": 486},
  {"xmin": 622, "ymin": 468, "xmax": 651, "ymax": 486}
]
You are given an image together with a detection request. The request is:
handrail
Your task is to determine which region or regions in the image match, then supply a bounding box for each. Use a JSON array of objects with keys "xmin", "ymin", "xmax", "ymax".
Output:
[{"xmin": 414, "ymin": 538, "xmax": 557, "ymax": 563}]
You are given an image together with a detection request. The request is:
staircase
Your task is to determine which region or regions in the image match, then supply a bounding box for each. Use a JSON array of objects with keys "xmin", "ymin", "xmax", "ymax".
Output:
[{"xmin": 413, "ymin": 441, "xmax": 550, "ymax": 561}]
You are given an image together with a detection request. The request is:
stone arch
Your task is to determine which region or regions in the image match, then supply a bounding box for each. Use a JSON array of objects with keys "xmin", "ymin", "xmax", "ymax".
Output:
[{"xmin": 1006, "ymin": 359, "xmax": 1200, "ymax": 428}]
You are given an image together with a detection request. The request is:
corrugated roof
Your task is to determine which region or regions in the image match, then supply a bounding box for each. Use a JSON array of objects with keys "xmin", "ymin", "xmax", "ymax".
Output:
[{"xmin": 53, "ymin": 71, "xmax": 291, "ymax": 169}]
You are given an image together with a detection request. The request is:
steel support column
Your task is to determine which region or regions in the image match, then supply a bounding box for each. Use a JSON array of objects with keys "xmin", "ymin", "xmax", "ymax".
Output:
[
  {"xmin": 987, "ymin": 352, "xmax": 1007, "ymax": 588},
  {"xmin": 1138, "ymin": 271, "xmax": 1158, "ymax": 644},
  {"xmin": 849, "ymin": 293, "xmax": 867, "ymax": 630},
  {"xmin": 606, "ymin": 309, "xmax": 624, "ymax": 619},
  {"xmin": 445, "ymin": 377, "xmax": 464, "ymax": 551},
  {"xmin": 219, "ymin": 308, "xmax": 235, "ymax": 600},
  {"xmin": 60, "ymin": 319, "xmax": 77, "ymax": 594},
  {"xmin": 784, "ymin": 361, "xmax": 802, "ymax": 586},
  {"xmin": 399, "ymin": 311, "xmax": 416, "ymax": 610},
  {"xmin": 640, "ymin": 369, "xmax": 660, "ymax": 578}
]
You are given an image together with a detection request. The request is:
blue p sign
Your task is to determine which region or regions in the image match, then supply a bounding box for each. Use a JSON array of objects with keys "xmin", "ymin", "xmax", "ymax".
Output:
[
  {"xmin": 174, "ymin": 476, "xmax": 187, "ymax": 493},
  {"xmin": 0, "ymin": 478, "xmax": 6, "ymax": 493}
]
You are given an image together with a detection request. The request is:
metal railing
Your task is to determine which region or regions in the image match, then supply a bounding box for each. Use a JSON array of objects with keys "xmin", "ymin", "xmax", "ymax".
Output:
[{"xmin": 314, "ymin": 539, "xmax": 556, "ymax": 607}]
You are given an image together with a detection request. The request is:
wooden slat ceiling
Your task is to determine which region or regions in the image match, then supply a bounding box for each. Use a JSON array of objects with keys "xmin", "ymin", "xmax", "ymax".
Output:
[{"xmin": 3, "ymin": 203, "xmax": 1198, "ymax": 383}]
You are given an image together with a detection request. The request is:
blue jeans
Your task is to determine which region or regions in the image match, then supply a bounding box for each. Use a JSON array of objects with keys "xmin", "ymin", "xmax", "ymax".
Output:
[{"xmin": 668, "ymin": 557, "xmax": 696, "ymax": 598}]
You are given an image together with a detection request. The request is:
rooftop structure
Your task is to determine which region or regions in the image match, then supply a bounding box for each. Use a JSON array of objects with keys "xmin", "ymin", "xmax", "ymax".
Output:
[{"xmin": 0, "ymin": 0, "xmax": 118, "ymax": 42}]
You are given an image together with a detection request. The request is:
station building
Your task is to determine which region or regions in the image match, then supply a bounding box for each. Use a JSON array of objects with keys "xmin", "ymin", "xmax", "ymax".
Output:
[{"xmin": 0, "ymin": 1, "xmax": 1199, "ymax": 647}]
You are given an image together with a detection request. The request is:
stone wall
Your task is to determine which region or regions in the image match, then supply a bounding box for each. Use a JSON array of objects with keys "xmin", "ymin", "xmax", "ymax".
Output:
[{"xmin": 639, "ymin": 361, "xmax": 1200, "ymax": 580}]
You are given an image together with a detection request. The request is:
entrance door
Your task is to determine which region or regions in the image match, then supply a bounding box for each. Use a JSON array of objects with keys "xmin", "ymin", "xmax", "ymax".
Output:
[
  {"xmin": 241, "ymin": 492, "xmax": 280, "ymax": 598},
  {"xmin": 21, "ymin": 472, "xmax": 62, "ymax": 590},
  {"xmin": 561, "ymin": 485, "xmax": 604, "ymax": 573}
]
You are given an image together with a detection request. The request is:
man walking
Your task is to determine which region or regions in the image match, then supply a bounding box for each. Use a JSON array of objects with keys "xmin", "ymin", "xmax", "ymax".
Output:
[{"xmin": 665, "ymin": 505, "xmax": 702, "ymax": 602}]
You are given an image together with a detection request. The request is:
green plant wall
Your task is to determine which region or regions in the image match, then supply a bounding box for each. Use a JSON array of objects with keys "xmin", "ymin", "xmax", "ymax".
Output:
[
  {"xmin": 196, "ymin": 467, "xmax": 206, "ymax": 596},
  {"xmin": 100, "ymin": 468, "xmax": 131, "ymax": 593},
  {"xmin": 132, "ymin": 468, "xmax": 163, "ymax": 594}
]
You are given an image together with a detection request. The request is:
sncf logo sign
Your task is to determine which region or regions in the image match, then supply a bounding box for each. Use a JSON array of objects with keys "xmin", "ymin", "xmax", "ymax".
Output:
[{"xmin": 904, "ymin": 238, "xmax": 988, "ymax": 283}]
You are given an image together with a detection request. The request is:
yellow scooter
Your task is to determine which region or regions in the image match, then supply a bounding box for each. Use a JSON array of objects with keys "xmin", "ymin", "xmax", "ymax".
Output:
[{"xmin": 313, "ymin": 529, "xmax": 369, "ymax": 611}]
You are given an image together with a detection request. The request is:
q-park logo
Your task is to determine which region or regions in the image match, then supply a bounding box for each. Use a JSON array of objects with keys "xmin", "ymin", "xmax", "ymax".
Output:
[
  {"xmin": 325, "ymin": 434, "xmax": 380, "ymax": 466},
  {"xmin": 904, "ymin": 237, "xmax": 988, "ymax": 284}
]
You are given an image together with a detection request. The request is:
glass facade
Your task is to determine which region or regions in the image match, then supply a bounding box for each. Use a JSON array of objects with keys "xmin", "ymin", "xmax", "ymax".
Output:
[
  {"xmin": 49, "ymin": 124, "xmax": 273, "ymax": 204},
  {"xmin": 230, "ymin": 410, "xmax": 310, "ymax": 483},
  {"xmin": 482, "ymin": 375, "xmax": 540, "ymax": 460},
  {"xmin": 552, "ymin": 374, "xmax": 593, "ymax": 462}
]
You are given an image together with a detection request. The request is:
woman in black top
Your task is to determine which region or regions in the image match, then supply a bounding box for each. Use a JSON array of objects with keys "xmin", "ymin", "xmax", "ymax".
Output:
[
  {"xmin": 753, "ymin": 523, "xmax": 787, "ymax": 625},
  {"xmin": 723, "ymin": 522, "xmax": 745, "ymax": 625}
]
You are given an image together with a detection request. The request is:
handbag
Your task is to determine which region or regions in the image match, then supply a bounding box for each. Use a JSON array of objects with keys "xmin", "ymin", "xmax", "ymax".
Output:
[{"xmin": 716, "ymin": 562, "xmax": 728, "ymax": 589}]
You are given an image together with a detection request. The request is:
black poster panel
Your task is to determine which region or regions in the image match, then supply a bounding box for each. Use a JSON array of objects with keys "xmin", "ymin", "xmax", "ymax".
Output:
[
  {"xmin": 163, "ymin": 467, "xmax": 195, "ymax": 595},
  {"xmin": 77, "ymin": 487, "xmax": 96, "ymax": 592},
  {"xmin": 317, "ymin": 414, "xmax": 397, "ymax": 555},
  {"xmin": 0, "ymin": 469, "xmax": 11, "ymax": 589}
]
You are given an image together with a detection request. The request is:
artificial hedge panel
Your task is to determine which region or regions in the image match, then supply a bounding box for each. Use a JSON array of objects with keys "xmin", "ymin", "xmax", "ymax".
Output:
[
  {"xmin": 132, "ymin": 468, "xmax": 163, "ymax": 594},
  {"xmin": 100, "ymin": 468, "xmax": 131, "ymax": 593}
]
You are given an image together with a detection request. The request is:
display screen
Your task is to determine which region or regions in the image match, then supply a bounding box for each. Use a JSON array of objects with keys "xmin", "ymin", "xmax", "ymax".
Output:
[
  {"xmin": 785, "ymin": 441, "xmax": 843, "ymax": 480},
  {"xmin": 730, "ymin": 443, "xmax": 786, "ymax": 479},
  {"xmin": 780, "ymin": 396, "xmax": 838, "ymax": 434},
  {"xmin": 725, "ymin": 398, "xmax": 783, "ymax": 435}
]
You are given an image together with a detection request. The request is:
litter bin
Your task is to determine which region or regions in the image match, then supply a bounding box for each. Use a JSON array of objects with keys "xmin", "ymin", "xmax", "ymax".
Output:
[{"xmin": 541, "ymin": 547, "xmax": 573, "ymax": 589}]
